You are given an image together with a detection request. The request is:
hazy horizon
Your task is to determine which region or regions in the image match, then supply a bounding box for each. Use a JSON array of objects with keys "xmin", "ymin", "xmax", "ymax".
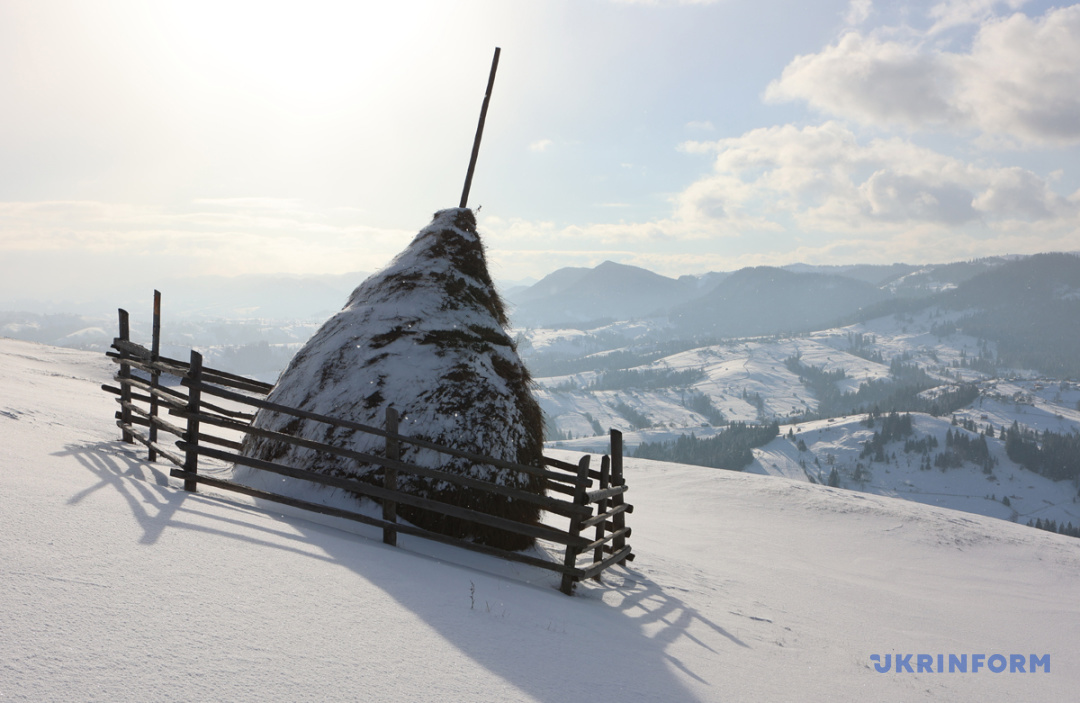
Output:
[{"xmin": 2, "ymin": 1, "xmax": 1078, "ymax": 303}]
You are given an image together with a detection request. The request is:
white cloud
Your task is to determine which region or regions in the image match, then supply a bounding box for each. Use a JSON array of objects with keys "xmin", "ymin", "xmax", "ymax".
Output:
[
  {"xmin": 677, "ymin": 121, "xmax": 1078, "ymax": 235},
  {"xmin": 481, "ymin": 120, "xmax": 1079, "ymax": 274},
  {"xmin": 844, "ymin": 0, "xmax": 873, "ymax": 27},
  {"xmin": 528, "ymin": 139, "xmax": 554, "ymax": 153},
  {"xmin": 0, "ymin": 199, "xmax": 410, "ymax": 276},
  {"xmin": 928, "ymin": 0, "xmax": 1028, "ymax": 34},
  {"xmin": 765, "ymin": 5, "xmax": 1080, "ymax": 146},
  {"xmin": 685, "ymin": 120, "xmax": 715, "ymax": 131}
]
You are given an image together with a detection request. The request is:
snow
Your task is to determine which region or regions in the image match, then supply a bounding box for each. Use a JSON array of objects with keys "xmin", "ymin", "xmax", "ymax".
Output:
[
  {"xmin": 239, "ymin": 209, "xmax": 543, "ymax": 522},
  {"xmin": 748, "ymin": 414, "xmax": 1080, "ymax": 527},
  {"xmin": 2, "ymin": 336, "xmax": 1079, "ymax": 701}
]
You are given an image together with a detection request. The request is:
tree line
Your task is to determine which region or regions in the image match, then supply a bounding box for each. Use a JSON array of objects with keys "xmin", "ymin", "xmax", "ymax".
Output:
[
  {"xmin": 1005, "ymin": 421, "xmax": 1080, "ymax": 483},
  {"xmin": 633, "ymin": 421, "xmax": 780, "ymax": 471}
]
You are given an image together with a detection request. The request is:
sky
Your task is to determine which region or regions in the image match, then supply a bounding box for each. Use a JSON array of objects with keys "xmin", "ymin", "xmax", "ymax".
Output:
[{"xmin": 1, "ymin": 0, "xmax": 1079, "ymax": 302}]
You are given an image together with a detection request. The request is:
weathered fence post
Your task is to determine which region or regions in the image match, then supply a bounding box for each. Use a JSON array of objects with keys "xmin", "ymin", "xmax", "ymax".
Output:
[
  {"xmin": 382, "ymin": 407, "xmax": 399, "ymax": 547},
  {"xmin": 592, "ymin": 454, "xmax": 610, "ymax": 580},
  {"xmin": 610, "ymin": 429, "xmax": 627, "ymax": 564},
  {"xmin": 182, "ymin": 350, "xmax": 203, "ymax": 493},
  {"xmin": 148, "ymin": 290, "xmax": 162, "ymax": 461},
  {"xmin": 117, "ymin": 308, "xmax": 134, "ymax": 443},
  {"xmin": 560, "ymin": 454, "xmax": 591, "ymax": 595}
]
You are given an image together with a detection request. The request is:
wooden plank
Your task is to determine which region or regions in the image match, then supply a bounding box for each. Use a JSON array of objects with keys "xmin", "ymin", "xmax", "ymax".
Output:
[
  {"xmin": 119, "ymin": 400, "xmax": 187, "ymax": 438},
  {"xmin": 544, "ymin": 481, "xmax": 576, "ymax": 497},
  {"xmin": 108, "ymin": 353, "xmax": 187, "ymax": 379},
  {"xmin": 542, "ymin": 456, "xmax": 579, "ymax": 472},
  {"xmin": 610, "ymin": 428, "xmax": 628, "ymax": 564},
  {"xmin": 182, "ymin": 351, "xmax": 203, "ymax": 492},
  {"xmin": 192, "ymin": 431, "xmax": 243, "ymax": 451},
  {"xmin": 112, "ymin": 372, "xmax": 253, "ymax": 421},
  {"xmin": 112, "ymin": 336, "xmax": 151, "ymax": 359},
  {"xmin": 602, "ymin": 545, "xmax": 636, "ymax": 561},
  {"xmin": 186, "ymin": 409, "xmax": 589, "ymax": 517},
  {"xmin": 148, "ymin": 290, "xmax": 162, "ymax": 462},
  {"xmin": 184, "ymin": 379, "xmax": 580, "ymax": 485},
  {"xmin": 116, "ymin": 310, "xmax": 134, "ymax": 444},
  {"xmin": 579, "ymin": 501, "xmax": 632, "ymax": 530},
  {"xmin": 116, "ymin": 422, "xmax": 184, "ymax": 468},
  {"xmin": 111, "ymin": 374, "xmax": 186, "ymax": 405},
  {"xmin": 115, "ymin": 412, "xmax": 150, "ymax": 429},
  {"xmin": 167, "ymin": 400, "xmax": 254, "ymax": 422},
  {"xmin": 109, "ymin": 352, "xmax": 273, "ymax": 396},
  {"xmin": 586, "ymin": 484, "xmax": 628, "ymax": 504},
  {"xmin": 542, "ymin": 456, "xmax": 603, "ymax": 481},
  {"xmin": 592, "ymin": 454, "xmax": 610, "ymax": 579},
  {"xmin": 197, "ymin": 370, "xmax": 275, "ymax": 396},
  {"xmin": 167, "ymin": 470, "xmax": 584, "ymax": 578},
  {"xmin": 113, "ymin": 411, "xmax": 241, "ymax": 450},
  {"xmin": 383, "ymin": 407, "xmax": 399, "ymax": 547},
  {"xmin": 103, "ymin": 384, "xmax": 154, "ymax": 407},
  {"xmin": 177, "ymin": 442, "xmax": 591, "ymax": 548},
  {"xmin": 560, "ymin": 455, "xmax": 592, "ymax": 595},
  {"xmin": 581, "ymin": 526, "xmax": 631, "ymax": 554},
  {"xmin": 110, "ymin": 340, "xmax": 274, "ymax": 395},
  {"xmin": 577, "ymin": 545, "xmax": 633, "ymax": 581}
]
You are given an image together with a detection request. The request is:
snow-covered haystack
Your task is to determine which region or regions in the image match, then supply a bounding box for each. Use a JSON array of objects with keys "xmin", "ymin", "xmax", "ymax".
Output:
[{"xmin": 239, "ymin": 208, "xmax": 544, "ymax": 550}]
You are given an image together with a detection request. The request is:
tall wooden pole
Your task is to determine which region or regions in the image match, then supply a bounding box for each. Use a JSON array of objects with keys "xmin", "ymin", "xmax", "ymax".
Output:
[
  {"xmin": 148, "ymin": 290, "xmax": 162, "ymax": 461},
  {"xmin": 459, "ymin": 47, "xmax": 501, "ymax": 209},
  {"xmin": 117, "ymin": 309, "xmax": 133, "ymax": 444}
]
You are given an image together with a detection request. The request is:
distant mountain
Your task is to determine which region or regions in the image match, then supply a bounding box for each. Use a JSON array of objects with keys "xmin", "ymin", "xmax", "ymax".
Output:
[
  {"xmin": 506, "ymin": 261, "xmax": 716, "ymax": 327},
  {"xmin": 669, "ymin": 266, "xmax": 887, "ymax": 337},
  {"xmin": 783, "ymin": 263, "xmax": 918, "ymax": 287},
  {"xmin": 943, "ymin": 253, "xmax": 1080, "ymax": 377},
  {"xmin": 883, "ymin": 258, "xmax": 1009, "ymax": 296}
]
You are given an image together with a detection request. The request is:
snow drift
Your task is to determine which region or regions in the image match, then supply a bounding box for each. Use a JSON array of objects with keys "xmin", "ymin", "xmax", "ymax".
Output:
[{"xmin": 239, "ymin": 208, "xmax": 544, "ymax": 549}]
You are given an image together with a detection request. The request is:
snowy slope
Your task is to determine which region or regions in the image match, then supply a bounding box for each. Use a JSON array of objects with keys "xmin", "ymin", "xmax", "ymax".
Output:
[
  {"xmin": 2, "ymin": 337, "xmax": 1078, "ymax": 702},
  {"xmin": 748, "ymin": 414, "xmax": 1080, "ymax": 527}
]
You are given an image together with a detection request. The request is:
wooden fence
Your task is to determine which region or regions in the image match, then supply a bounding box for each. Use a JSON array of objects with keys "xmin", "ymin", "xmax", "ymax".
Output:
[{"xmin": 101, "ymin": 295, "xmax": 633, "ymax": 594}]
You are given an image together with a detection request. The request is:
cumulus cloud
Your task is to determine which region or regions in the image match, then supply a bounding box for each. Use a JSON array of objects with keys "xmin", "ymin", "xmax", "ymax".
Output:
[
  {"xmin": 844, "ymin": 0, "xmax": 873, "ymax": 27},
  {"xmin": 765, "ymin": 4, "xmax": 1080, "ymax": 146},
  {"xmin": 928, "ymin": 0, "xmax": 1029, "ymax": 34},
  {"xmin": 677, "ymin": 121, "xmax": 1077, "ymax": 232}
]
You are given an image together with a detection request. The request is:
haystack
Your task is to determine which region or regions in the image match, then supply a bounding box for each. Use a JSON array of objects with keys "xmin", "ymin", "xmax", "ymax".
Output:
[{"xmin": 238, "ymin": 208, "xmax": 545, "ymax": 550}]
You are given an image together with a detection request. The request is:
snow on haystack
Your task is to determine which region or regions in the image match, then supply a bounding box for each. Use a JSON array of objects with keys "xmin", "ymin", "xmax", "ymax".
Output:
[{"xmin": 238, "ymin": 208, "xmax": 544, "ymax": 550}]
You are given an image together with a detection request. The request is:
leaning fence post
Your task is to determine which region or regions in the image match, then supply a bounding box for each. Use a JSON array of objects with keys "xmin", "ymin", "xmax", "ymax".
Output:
[
  {"xmin": 560, "ymin": 454, "xmax": 591, "ymax": 595},
  {"xmin": 382, "ymin": 407, "xmax": 399, "ymax": 547},
  {"xmin": 182, "ymin": 350, "xmax": 203, "ymax": 493},
  {"xmin": 148, "ymin": 290, "xmax": 162, "ymax": 461},
  {"xmin": 592, "ymin": 454, "xmax": 610, "ymax": 580},
  {"xmin": 117, "ymin": 308, "xmax": 134, "ymax": 444},
  {"xmin": 610, "ymin": 429, "xmax": 627, "ymax": 564}
]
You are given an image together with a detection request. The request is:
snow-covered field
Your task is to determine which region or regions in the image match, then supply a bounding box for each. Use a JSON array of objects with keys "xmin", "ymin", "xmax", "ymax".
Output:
[{"xmin": 2, "ymin": 337, "xmax": 1078, "ymax": 701}]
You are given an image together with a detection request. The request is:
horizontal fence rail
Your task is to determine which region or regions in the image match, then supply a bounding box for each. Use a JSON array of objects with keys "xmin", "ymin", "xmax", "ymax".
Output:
[{"xmin": 103, "ymin": 298, "xmax": 634, "ymax": 594}]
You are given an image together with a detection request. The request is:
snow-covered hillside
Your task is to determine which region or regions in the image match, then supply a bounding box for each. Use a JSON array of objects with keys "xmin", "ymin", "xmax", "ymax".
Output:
[
  {"xmin": 2, "ymin": 337, "xmax": 1078, "ymax": 701},
  {"xmin": 535, "ymin": 303, "xmax": 1080, "ymax": 535},
  {"xmin": 748, "ymin": 414, "xmax": 1080, "ymax": 527}
]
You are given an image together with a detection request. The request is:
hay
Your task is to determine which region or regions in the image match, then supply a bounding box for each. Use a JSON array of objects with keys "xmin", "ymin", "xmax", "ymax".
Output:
[{"xmin": 239, "ymin": 208, "xmax": 545, "ymax": 550}]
